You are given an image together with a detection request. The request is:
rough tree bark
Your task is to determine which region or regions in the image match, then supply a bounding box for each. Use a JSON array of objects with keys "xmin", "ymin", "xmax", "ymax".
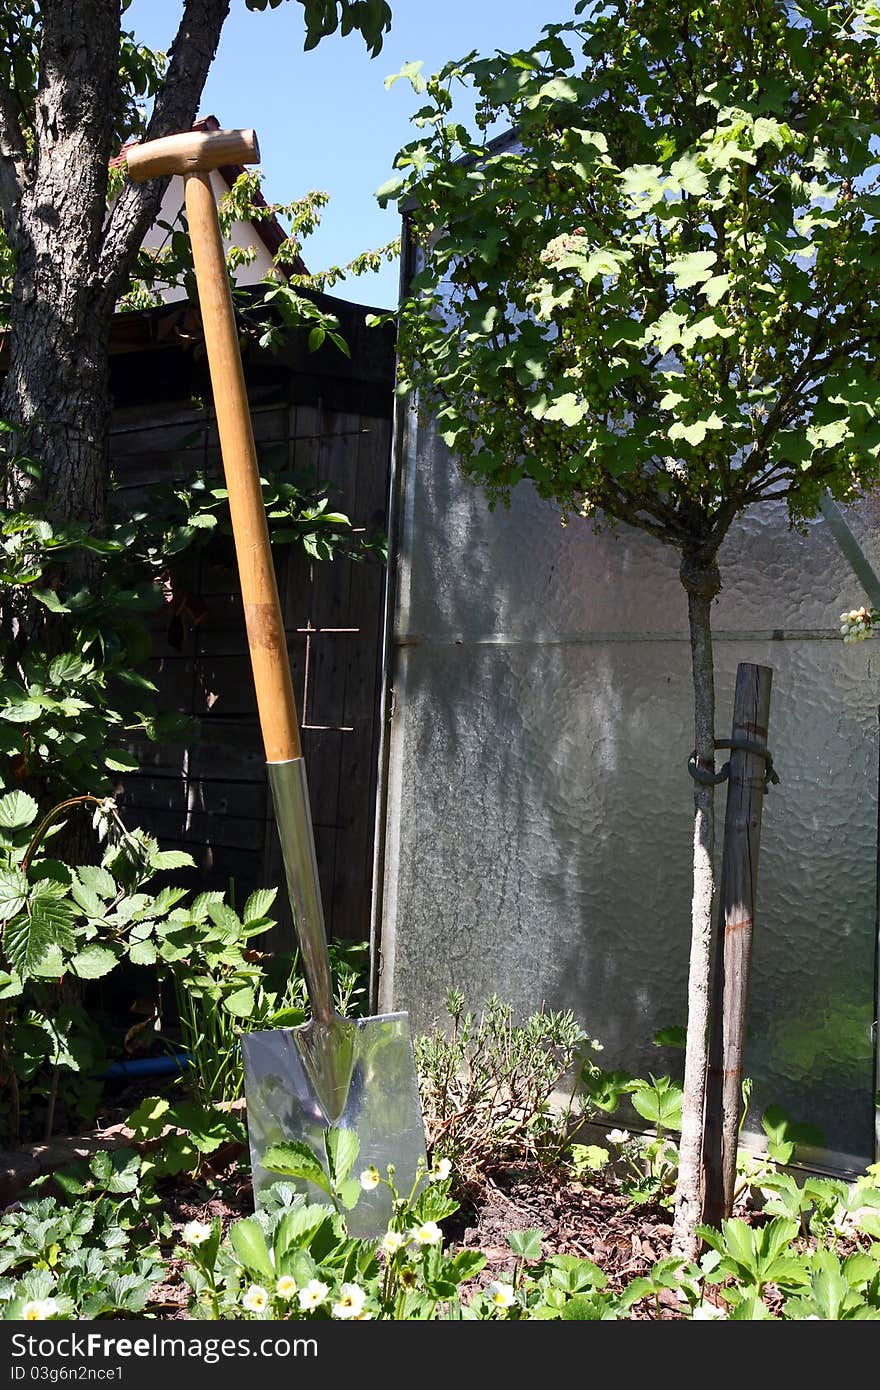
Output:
[
  {"xmin": 671, "ymin": 551, "xmax": 721, "ymax": 1258},
  {"xmin": 0, "ymin": 0, "xmax": 232, "ymax": 526}
]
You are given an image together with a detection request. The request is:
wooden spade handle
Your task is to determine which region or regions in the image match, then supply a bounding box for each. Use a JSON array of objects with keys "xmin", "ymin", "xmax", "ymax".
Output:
[{"xmin": 184, "ymin": 171, "xmax": 301, "ymax": 762}]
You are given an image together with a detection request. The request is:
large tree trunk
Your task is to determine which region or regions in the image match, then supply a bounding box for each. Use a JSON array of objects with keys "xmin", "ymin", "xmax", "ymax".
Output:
[
  {"xmin": 1, "ymin": 0, "xmax": 120, "ymax": 525},
  {"xmin": 672, "ymin": 553, "xmax": 721, "ymax": 1257},
  {"xmin": 0, "ymin": 0, "xmax": 232, "ymax": 525}
]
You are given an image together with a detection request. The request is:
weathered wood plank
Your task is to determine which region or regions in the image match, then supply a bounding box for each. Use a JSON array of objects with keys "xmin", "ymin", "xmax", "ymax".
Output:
[{"xmin": 703, "ymin": 662, "xmax": 774, "ymax": 1223}]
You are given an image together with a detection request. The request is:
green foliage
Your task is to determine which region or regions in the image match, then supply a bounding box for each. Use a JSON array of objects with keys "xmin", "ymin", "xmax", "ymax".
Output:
[
  {"xmin": 385, "ymin": 0, "xmax": 880, "ymax": 544},
  {"xmin": 120, "ymin": 166, "xmax": 398, "ymax": 360},
  {"xmin": 244, "ymin": 0, "xmax": 391, "ymax": 57},
  {"xmin": 761, "ymin": 1102, "xmax": 824, "ymax": 1164},
  {"xmin": 630, "ymin": 1075, "xmax": 683, "ymax": 1136},
  {"xmin": 0, "ymin": 448, "xmax": 382, "ymax": 802},
  {"xmin": 263, "ymin": 1127, "xmax": 362, "ymax": 1212},
  {"xmin": 414, "ymin": 991, "xmax": 595, "ymax": 1181},
  {"xmin": 0, "ymin": 1180, "xmax": 164, "ymax": 1320},
  {"xmin": 697, "ymin": 1216, "xmax": 807, "ymax": 1297},
  {"xmin": 1, "ymin": 1107, "xmax": 880, "ymax": 1320},
  {"xmin": 0, "ymin": 784, "xmax": 365, "ymax": 1141}
]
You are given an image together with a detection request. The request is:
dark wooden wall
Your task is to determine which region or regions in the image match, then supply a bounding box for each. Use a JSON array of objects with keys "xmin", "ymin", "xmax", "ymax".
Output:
[{"xmin": 107, "ymin": 295, "xmax": 394, "ymax": 943}]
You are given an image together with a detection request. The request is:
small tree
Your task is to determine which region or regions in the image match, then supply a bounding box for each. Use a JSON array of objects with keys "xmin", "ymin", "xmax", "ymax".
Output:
[{"xmin": 382, "ymin": 0, "xmax": 880, "ymax": 1253}]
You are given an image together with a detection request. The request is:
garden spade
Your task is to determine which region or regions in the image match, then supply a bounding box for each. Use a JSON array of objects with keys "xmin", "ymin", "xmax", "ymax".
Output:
[{"xmin": 125, "ymin": 128, "xmax": 425, "ymax": 1235}]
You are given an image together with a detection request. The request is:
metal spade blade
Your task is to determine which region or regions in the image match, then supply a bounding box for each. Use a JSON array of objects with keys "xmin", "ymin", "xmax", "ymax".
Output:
[{"xmin": 242, "ymin": 758, "xmax": 426, "ymax": 1237}]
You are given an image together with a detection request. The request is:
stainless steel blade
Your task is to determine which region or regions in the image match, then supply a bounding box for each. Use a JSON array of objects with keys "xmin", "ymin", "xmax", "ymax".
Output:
[{"xmin": 242, "ymin": 1013, "xmax": 425, "ymax": 1237}]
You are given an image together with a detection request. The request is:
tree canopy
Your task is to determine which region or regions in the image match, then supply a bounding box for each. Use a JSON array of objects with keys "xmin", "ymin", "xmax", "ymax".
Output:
[{"xmin": 384, "ymin": 0, "xmax": 880, "ymax": 571}]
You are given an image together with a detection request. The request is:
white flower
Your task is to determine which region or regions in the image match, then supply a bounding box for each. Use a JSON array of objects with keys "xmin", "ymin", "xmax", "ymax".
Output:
[
  {"xmin": 607, "ymin": 1129, "xmax": 630, "ymax": 1145},
  {"xmin": 380, "ymin": 1229, "xmax": 408, "ymax": 1255},
  {"xmin": 693, "ymin": 1302, "xmax": 728, "ymax": 1319},
  {"xmin": 487, "ymin": 1281, "xmax": 516, "ymax": 1309},
  {"xmin": 242, "ymin": 1284, "xmax": 269, "ymax": 1314},
  {"xmin": 332, "ymin": 1282, "xmax": 367, "ymax": 1319},
  {"xmin": 298, "ymin": 1279, "xmax": 330, "ymax": 1311},
  {"xmin": 359, "ymin": 1166, "xmax": 381, "ymax": 1191},
  {"xmin": 275, "ymin": 1275, "xmax": 298, "ymax": 1299},
  {"xmin": 409, "ymin": 1220, "xmax": 443, "ymax": 1247},
  {"xmin": 429, "ymin": 1156, "xmax": 452, "ymax": 1182},
  {"xmin": 22, "ymin": 1299, "xmax": 59, "ymax": 1321},
  {"xmin": 840, "ymin": 607, "xmax": 873, "ymax": 643},
  {"xmin": 591, "ymin": 1039, "xmax": 604, "ymax": 1052},
  {"xmin": 181, "ymin": 1220, "xmax": 213, "ymax": 1247}
]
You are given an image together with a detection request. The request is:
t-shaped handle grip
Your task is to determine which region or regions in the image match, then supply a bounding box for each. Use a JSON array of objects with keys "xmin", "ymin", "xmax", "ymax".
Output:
[{"xmin": 125, "ymin": 127, "xmax": 259, "ymax": 182}]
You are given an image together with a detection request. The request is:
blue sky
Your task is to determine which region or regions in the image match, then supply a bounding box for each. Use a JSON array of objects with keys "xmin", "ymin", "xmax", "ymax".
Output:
[{"xmin": 127, "ymin": 0, "xmax": 577, "ymax": 308}]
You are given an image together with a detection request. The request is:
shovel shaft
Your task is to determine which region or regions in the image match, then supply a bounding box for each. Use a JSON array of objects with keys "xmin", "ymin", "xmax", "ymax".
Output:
[
  {"xmin": 184, "ymin": 170, "xmax": 301, "ymax": 763},
  {"xmin": 184, "ymin": 169, "xmax": 334, "ymax": 1025},
  {"xmin": 267, "ymin": 759, "xmax": 335, "ymax": 1025}
]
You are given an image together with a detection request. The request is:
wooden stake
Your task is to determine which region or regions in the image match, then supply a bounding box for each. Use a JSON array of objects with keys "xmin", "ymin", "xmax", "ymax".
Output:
[{"xmin": 703, "ymin": 662, "xmax": 773, "ymax": 1223}]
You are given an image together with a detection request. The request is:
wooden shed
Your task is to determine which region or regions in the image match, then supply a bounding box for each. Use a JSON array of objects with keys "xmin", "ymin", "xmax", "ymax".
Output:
[{"xmin": 108, "ymin": 293, "xmax": 395, "ymax": 944}]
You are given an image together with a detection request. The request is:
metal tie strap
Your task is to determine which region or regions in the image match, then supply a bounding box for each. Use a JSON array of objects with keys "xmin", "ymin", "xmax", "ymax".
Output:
[{"xmin": 688, "ymin": 737, "xmax": 779, "ymax": 794}]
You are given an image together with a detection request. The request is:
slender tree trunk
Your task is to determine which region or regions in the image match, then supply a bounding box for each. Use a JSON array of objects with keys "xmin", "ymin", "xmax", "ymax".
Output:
[{"xmin": 672, "ymin": 553, "xmax": 721, "ymax": 1257}]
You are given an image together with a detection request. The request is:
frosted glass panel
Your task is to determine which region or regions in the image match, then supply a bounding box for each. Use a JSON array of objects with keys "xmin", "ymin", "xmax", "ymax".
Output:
[{"xmin": 379, "ymin": 389, "xmax": 880, "ymax": 1172}]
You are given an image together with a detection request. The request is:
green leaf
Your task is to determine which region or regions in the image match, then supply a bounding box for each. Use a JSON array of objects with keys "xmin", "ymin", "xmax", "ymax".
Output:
[
  {"xmin": 89, "ymin": 1148, "xmax": 140, "ymax": 1194},
  {"xmin": 620, "ymin": 163, "xmax": 664, "ymax": 201},
  {"xmin": 262, "ymin": 1141, "xmax": 333, "ymax": 1197},
  {"xmin": 128, "ymin": 940, "xmax": 157, "ymax": 966},
  {"xmin": 223, "ymin": 985, "xmax": 255, "ymax": 1018},
  {"xmin": 569, "ymin": 1143, "xmax": 609, "ymax": 1172},
  {"xmin": 447, "ymin": 1249, "xmax": 487, "ymax": 1283},
  {"xmin": 243, "ymin": 887, "xmax": 278, "ymax": 923},
  {"xmin": 149, "ymin": 849, "xmax": 196, "ymax": 871},
  {"xmin": 4, "ymin": 895, "xmax": 75, "ymax": 978},
  {"xmin": 229, "ymin": 1218, "xmax": 275, "ymax": 1282},
  {"xmin": 383, "ymin": 59, "xmax": 426, "ymax": 93},
  {"xmin": 104, "ymin": 750, "xmax": 139, "ymax": 773},
  {"xmin": 0, "ymin": 870, "xmax": 28, "ymax": 921},
  {"xmin": 668, "ymin": 419, "xmax": 708, "ymax": 446},
  {"xmin": 702, "ymin": 273, "xmax": 731, "ymax": 306},
  {"xmin": 0, "ymin": 791, "xmax": 38, "ymax": 830},
  {"xmin": 71, "ymin": 943, "xmax": 118, "ymax": 980},
  {"xmin": 508, "ymin": 1229, "xmax": 543, "ymax": 1260},
  {"xmin": 375, "ymin": 174, "xmax": 405, "ymax": 205},
  {"xmin": 48, "ymin": 653, "xmax": 86, "ymax": 684},
  {"xmin": 560, "ymin": 1293, "xmax": 613, "ymax": 1319},
  {"xmin": 76, "ymin": 866, "xmax": 116, "ymax": 900},
  {"xmin": 668, "ymin": 154, "xmax": 708, "ymax": 197},
  {"xmin": 543, "ymin": 392, "xmax": 587, "ymax": 425},
  {"xmin": 668, "ymin": 250, "xmax": 717, "ymax": 289},
  {"xmin": 207, "ymin": 901, "xmax": 241, "ymax": 933},
  {"xmin": 0, "ymin": 970, "xmax": 23, "ymax": 999},
  {"xmin": 857, "ymin": 1211, "xmax": 880, "ymax": 1239},
  {"xmin": 580, "ymin": 1068, "xmax": 635, "ymax": 1112},
  {"xmin": 652, "ymin": 1026, "xmax": 686, "ymax": 1049},
  {"xmin": 324, "ymin": 1127, "xmax": 360, "ymax": 1186},
  {"xmin": 30, "ymin": 589, "xmax": 69, "ymax": 614},
  {"xmin": 127, "ymin": 1095, "xmax": 170, "ymax": 1140},
  {"xmin": 70, "ymin": 880, "xmax": 106, "ymax": 918},
  {"xmin": 631, "ymin": 1076, "xmax": 683, "ymax": 1130},
  {"xmin": 274, "ymin": 1204, "xmax": 333, "ymax": 1262},
  {"xmin": 337, "ymin": 1177, "xmax": 361, "ymax": 1210},
  {"xmin": 807, "ymin": 419, "xmax": 849, "ymax": 450}
]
